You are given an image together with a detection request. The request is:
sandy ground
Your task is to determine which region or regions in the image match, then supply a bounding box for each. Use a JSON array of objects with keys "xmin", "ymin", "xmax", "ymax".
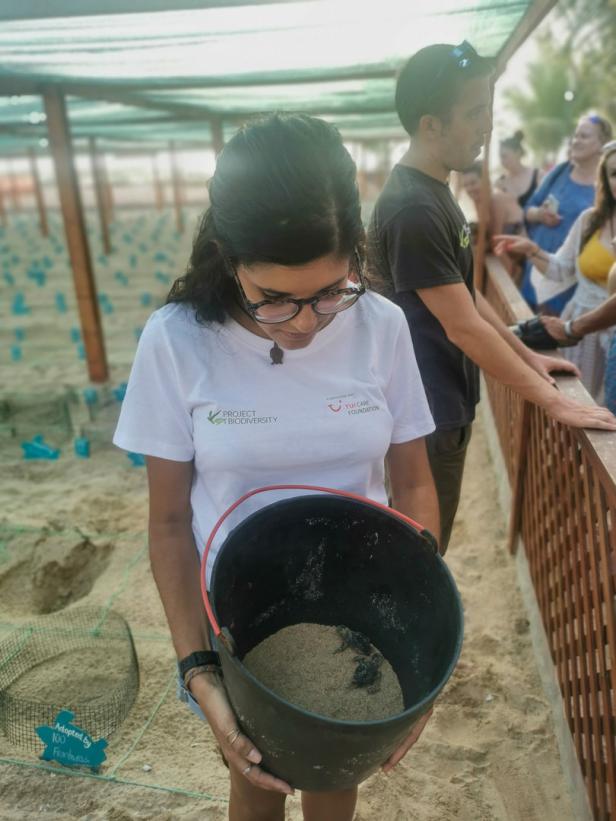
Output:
[{"xmin": 0, "ymin": 210, "xmax": 579, "ymax": 820}]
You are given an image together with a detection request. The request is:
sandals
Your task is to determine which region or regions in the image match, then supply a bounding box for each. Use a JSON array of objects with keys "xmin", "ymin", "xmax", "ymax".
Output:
[{"xmin": 509, "ymin": 317, "xmax": 577, "ymax": 350}]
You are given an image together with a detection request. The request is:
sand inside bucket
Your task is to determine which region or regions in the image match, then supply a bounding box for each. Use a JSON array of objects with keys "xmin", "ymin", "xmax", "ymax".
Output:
[{"xmin": 243, "ymin": 623, "xmax": 404, "ymax": 721}]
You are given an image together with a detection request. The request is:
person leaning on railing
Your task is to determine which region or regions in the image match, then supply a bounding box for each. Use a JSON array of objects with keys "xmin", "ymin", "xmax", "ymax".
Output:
[
  {"xmin": 495, "ymin": 140, "xmax": 616, "ymax": 403},
  {"xmin": 532, "ymin": 262, "xmax": 616, "ymax": 412},
  {"xmin": 367, "ymin": 41, "xmax": 616, "ymax": 556},
  {"xmin": 520, "ymin": 114, "xmax": 613, "ymax": 314}
]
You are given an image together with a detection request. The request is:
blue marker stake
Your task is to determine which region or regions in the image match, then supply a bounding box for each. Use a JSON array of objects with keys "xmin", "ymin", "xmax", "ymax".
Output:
[
  {"xmin": 21, "ymin": 435, "xmax": 61, "ymax": 460},
  {"xmin": 127, "ymin": 452, "xmax": 146, "ymax": 467},
  {"xmin": 3, "ymin": 271, "xmax": 14, "ymax": 285},
  {"xmin": 76, "ymin": 343, "xmax": 85, "ymax": 360},
  {"xmin": 70, "ymin": 327, "xmax": 81, "ymax": 344},
  {"xmin": 11, "ymin": 294, "xmax": 30, "ymax": 315},
  {"xmin": 74, "ymin": 437, "xmax": 91, "ymax": 458},
  {"xmin": 14, "ymin": 328, "xmax": 25, "ymax": 341},
  {"xmin": 10, "ymin": 345, "xmax": 22, "ymax": 362},
  {"xmin": 112, "ymin": 382, "xmax": 127, "ymax": 402},
  {"xmin": 55, "ymin": 293, "xmax": 67, "ymax": 313},
  {"xmin": 140, "ymin": 292, "xmax": 152, "ymax": 307},
  {"xmin": 83, "ymin": 388, "xmax": 98, "ymax": 406}
]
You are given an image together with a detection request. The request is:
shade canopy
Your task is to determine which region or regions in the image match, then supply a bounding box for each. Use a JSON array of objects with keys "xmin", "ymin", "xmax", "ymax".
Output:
[{"xmin": 0, "ymin": 0, "xmax": 551, "ymax": 152}]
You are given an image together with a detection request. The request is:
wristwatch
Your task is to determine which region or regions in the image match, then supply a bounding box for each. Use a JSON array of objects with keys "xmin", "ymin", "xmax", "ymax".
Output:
[
  {"xmin": 178, "ymin": 650, "xmax": 221, "ymax": 681},
  {"xmin": 563, "ymin": 319, "xmax": 582, "ymax": 341}
]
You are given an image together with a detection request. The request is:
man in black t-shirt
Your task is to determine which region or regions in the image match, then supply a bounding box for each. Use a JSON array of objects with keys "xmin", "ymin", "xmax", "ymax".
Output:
[{"xmin": 369, "ymin": 41, "xmax": 616, "ymax": 553}]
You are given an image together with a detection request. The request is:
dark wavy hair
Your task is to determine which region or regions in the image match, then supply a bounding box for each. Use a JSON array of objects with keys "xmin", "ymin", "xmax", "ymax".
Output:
[
  {"xmin": 500, "ymin": 130, "xmax": 525, "ymax": 155},
  {"xmin": 580, "ymin": 143, "xmax": 616, "ymax": 251},
  {"xmin": 167, "ymin": 114, "xmax": 364, "ymax": 323}
]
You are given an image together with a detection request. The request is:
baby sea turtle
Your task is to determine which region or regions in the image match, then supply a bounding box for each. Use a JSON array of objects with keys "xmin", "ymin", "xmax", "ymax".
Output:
[
  {"xmin": 351, "ymin": 652, "xmax": 383, "ymax": 694},
  {"xmin": 334, "ymin": 626, "xmax": 373, "ymax": 656}
]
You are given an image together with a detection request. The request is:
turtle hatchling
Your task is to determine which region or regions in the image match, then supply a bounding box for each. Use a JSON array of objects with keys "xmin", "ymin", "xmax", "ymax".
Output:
[
  {"xmin": 334, "ymin": 626, "xmax": 373, "ymax": 656},
  {"xmin": 351, "ymin": 652, "xmax": 383, "ymax": 694}
]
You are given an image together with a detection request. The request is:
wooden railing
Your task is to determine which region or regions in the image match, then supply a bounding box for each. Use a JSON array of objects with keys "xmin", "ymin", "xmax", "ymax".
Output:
[{"xmin": 483, "ymin": 255, "xmax": 616, "ymax": 820}]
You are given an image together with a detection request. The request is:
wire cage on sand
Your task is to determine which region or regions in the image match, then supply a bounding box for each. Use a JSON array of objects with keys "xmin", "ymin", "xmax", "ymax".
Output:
[{"xmin": 0, "ymin": 606, "xmax": 139, "ymax": 751}]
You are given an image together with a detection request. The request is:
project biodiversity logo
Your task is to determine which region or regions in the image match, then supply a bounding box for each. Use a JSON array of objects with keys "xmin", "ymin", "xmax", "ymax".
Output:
[{"xmin": 207, "ymin": 407, "xmax": 278, "ymax": 425}]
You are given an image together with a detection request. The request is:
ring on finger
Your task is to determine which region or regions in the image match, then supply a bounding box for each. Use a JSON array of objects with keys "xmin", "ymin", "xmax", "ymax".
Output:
[
  {"xmin": 242, "ymin": 764, "xmax": 252, "ymax": 776},
  {"xmin": 226, "ymin": 728, "xmax": 241, "ymax": 746}
]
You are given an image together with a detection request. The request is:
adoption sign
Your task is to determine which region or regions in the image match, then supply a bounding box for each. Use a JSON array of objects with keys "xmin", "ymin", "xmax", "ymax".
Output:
[{"xmin": 35, "ymin": 709, "xmax": 108, "ymax": 771}]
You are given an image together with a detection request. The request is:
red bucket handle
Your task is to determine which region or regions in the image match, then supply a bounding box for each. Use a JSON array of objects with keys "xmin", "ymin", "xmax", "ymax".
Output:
[{"xmin": 200, "ymin": 483, "xmax": 434, "ymax": 639}]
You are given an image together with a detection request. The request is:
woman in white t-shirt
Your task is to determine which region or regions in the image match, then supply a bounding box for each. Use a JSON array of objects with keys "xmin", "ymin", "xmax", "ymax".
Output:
[{"xmin": 114, "ymin": 114, "xmax": 437, "ymax": 821}]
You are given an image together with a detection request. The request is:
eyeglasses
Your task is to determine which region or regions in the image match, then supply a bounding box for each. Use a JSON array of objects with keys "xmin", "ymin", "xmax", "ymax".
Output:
[{"xmin": 229, "ymin": 250, "xmax": 366, "ymax": 324}]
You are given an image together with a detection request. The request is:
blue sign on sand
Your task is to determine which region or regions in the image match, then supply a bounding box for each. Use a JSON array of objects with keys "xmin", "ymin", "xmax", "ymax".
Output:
[{"xmin": 35, "ymin": 710, "xmax": 108, "ymax": 772}]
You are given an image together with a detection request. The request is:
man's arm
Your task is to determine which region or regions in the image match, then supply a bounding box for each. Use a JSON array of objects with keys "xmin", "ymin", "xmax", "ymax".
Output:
[{"xmin": 416, "ymin": 282, "xmax": 616, "ymax": 430}]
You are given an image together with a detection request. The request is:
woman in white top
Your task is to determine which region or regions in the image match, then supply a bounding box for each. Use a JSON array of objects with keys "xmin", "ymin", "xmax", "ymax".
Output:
[
  {"xmin": 495, "ymin": 141, "xmax": 616, "ymax": 401},
  {"xmin": 114, "ymin": 114, "xmax": 438, "ymax": 821}
]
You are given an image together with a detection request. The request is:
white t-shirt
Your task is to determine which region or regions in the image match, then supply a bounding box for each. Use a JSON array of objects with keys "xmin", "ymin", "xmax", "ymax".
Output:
[{"xmin": 113, "ymin": 291, "xmax": 435, "ymax": 583}]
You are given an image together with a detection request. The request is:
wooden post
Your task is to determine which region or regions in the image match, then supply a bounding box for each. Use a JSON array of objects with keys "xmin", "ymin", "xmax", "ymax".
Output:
[
  {"xmin": 0, "ymin": 184, "xmax": 6, "ymax": 228},
  {"xmin": 44, "ymin": 89, "xmax": 108, "ymax": 383},
  {"xmin": 473, "ymin": 79, "xmax": 495, "ymax": 294},
  {"xmin": 152, "ymin": 153, "xmax": 164, "ymax": 211},
  {"xmin": 88, "ymin": 137, "xmax": 112, "ymax": 256},
  {"xmin": 169, "ymin": 140, "xmax": 184, "ymax": 234},
  {"xmin": 211, "ymin": 117, "xmax": 225, "ymax": 157},
  {"xmin": 8, "ymin": 160, "xmax": 21, "ymax": 212},
  {"xmin": 28, "ymin": 148, "xmax": 49, "ymax": 237},
  {"xmin": 100, "ymin": 150, "xmax": 114, "ymax": 224}
]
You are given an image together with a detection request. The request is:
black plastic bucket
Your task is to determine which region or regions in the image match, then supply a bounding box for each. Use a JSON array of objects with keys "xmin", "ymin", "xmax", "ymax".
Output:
[{"xmin": 206, "ymin": 489, "xmax": 463, "ymax": 792}]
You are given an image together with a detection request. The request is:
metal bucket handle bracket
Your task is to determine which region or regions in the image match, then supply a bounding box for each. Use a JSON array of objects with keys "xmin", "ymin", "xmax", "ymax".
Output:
[{"xmin": 200, "ymin": 483, "xmax": 436, "ymax": 646}]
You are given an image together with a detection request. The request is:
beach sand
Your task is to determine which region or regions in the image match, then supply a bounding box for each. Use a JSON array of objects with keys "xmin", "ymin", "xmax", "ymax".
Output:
[{"xmin": 0, "ymin": 211, "xmax": 579, "ymax": 819}]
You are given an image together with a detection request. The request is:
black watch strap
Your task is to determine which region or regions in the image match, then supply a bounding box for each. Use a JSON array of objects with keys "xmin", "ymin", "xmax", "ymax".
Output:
[{"xmin": 179, "ymin": 650, "xmax": 221, "ymax": 679}]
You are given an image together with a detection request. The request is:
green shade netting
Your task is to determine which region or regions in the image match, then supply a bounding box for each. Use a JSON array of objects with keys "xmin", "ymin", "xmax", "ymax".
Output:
[{"xmin": 0, "ymin": 0, "xmax": 533, "ymax": 150}]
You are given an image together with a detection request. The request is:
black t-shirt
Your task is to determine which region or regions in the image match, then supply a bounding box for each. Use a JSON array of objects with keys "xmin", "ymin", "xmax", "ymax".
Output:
[{"xmin": 367, "ymin": 165, "xmax": 480, "ymax": 430}]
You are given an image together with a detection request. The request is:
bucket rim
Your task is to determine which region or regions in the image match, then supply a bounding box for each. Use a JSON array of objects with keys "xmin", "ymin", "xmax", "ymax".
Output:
[{"xmin": 210, "ymin": 493, "xmax": 465, "ymax": 728}]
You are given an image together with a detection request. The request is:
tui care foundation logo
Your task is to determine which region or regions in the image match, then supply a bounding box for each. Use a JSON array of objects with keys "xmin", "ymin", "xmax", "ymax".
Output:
[
  {"xmin": 326, "ymin": 393, "xmax": 380, "ymax": 416},
  {"xmin": 207, "ymin": 407, "xmax": 278, "ymax": 425}
]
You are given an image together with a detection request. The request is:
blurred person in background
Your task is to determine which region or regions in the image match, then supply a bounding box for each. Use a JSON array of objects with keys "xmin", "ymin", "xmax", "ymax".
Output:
[
  {"xmin": 495, "ymin": 140, "xmax": 616, "ymax": 401},
  {"xmin": 495, "ymin": 130, "xmax": 540, "ymax": 208},
  {"xmin": 520, "ymin": 114, "xmax": 613, "ymax": 313},
  {"xmin": 461, "ymin": 163, "xmax": 525, "ymax": 282},
  {"xmin": 539, "ymin": 261, "xmax": 616, "ymax": 413}
]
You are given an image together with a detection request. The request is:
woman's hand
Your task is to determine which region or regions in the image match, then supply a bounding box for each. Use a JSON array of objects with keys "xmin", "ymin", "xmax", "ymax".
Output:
[
  {"xmin": 526, "ymin": 205, "xmax": 562, "ymax": 227},
  {"xmin": 381, "ymin": 708, "xmax": 433, "ymax": 773},
  {"xmin": 493, "ymin": 234, "xmax": 538, "ymax": 258},
  {"xmin": 190, "ymin": 673, "xmax": 294, "ymax": 795}
]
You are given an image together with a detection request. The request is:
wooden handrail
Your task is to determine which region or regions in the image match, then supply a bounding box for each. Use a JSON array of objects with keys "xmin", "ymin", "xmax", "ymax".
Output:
[{"xmin": 483, "ymin": 252, "xmax": 616, "ymax": 820}]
